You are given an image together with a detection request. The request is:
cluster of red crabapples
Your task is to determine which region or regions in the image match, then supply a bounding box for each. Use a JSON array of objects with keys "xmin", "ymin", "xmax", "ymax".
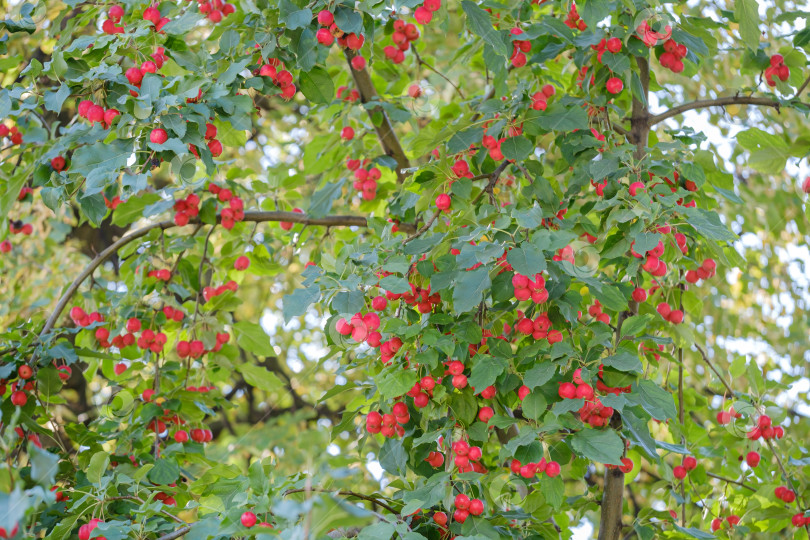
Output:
[
  {"xmin": 587, "ymin": 300, "xmax": 610, "ymax": 325},
  {"xmin": 512, "ymin": 273, "xmax": 549, "ymax": 303},
  {"xmin": 509, "ymin": 27, "xmax": 532, "ymax": 68},
  {"xmin": 672, "ymin": 455, "xmax": 698, "ymax": 480},
  {"xmin": 746, "ymin": 414, "xmax": 785, "ymax": 441},
  {"xmin": 514, "ymin": 311, "xmax": 563, "ymax": 343},
  {"xmin": 336, "ymin": 311, "xmax": 382, "ymax": 345},
  {"xmin": 383, "ymin": 19, "xmax": 421, "ymax": 64},
  {"xmin": 365, "ymin": 408, "xmax": 407, "ymax": 438},
  {"xmin": 452, "ymin": 492, "xmax": 484, "ymax": 523},
  {"xmin": 0, "ymin": 122, "xmax": 23, "ymax": 145},
  {"xmin": 346, "ymin": 158, "xmax": 381, "ymax": 201},
  {"xmin": 563, "ymin": 2, "xmax": 586, "ymax": 31},
  {"xmin": 208, "ymin": 183, "xmax": 245, "ymax": 229},
  {"xmin": 383, "ymin": 279, "xmax": 441, "ymax": 314},
  {"xmin": 529, "ymin": 83, "xmax": 556, "ymax": 110},
  {"xmin": 685, "ymin": 258, "xmax": 717, "ymax": 283},
  {"xmin": 77, "ymin": 99, "xmax": 120, "ymax": 129},
  {"xmin": 450, "ymin": 440, "xmax": 486, "ymax": 473},
  {"xmin": 509, "ymin": 456, "xmax": 562, "ymax": 479},
  {"xmin": 406, "ymin": 374, "xmax": 438, "ymax": 408},
  {"xmin": 592, "ymin": 37, "xmax": 622, "ymax": 62},
  {"xmin": 313, "ymin": 9, "xmax": 365, "ymax": 52},
  {"xmin": 659, "ymin": 39, "xmax": 688, "ymax": 73},
  {"xmin": 252, "ymin": 59, "xmax": 298, "ymax": 100},
  {"xmin": 765, "ymin": 54, "xmax": 790, "ymax": 87}
]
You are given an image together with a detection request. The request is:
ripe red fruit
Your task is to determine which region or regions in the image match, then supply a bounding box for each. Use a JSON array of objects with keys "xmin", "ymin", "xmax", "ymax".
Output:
[
  {"xmin": 351, "ymin": 55, "xmax": 366, "ymax": 70},
  {"xmin": 51, "ymin": 156, "xmax": 66, "ymax": 171},
  {"xmin": 802, "ymin": 177, "xmax": 810, "ymax": 194},
  {"xmin": 126, "ymin": 318, "xmax": 141, "ymax": 332},
  {"xmin": 150, "ymin": 128, "xmax": 168, "ymax": 144},
  {"xmin": 317, "ymin": 9, "xmax": 333, "ymax": 25},
  {"xmin": 109, "ymin": 4, "xmax": 124, "ymax": 20},
  {"xmin": 682, "ymin": 456, "xmax": 697, "ymax": 471},
  {"xmin": 408, "ymin": 84, "xmax": 422, "ymax": 98},
  {"xmin": 316, "ymin": 28, "xmax": 335, "ymax": 46},
  {"xmin": 174, "ymin": 430, "xmax": 189, "ymax": 443},
  {"xmin": 518, "ymin": 385, "xmax": 531, "ymax": 401},
  {"xmin": 114, "ymin": 362, "xmax": 127, "ymax": 375},
  {"xmin": 606, "ymin": 37, "xmax": 622, "ymax": 53},
  {"xmin": 454, "ymin": 493, "xmax": 470, "ymax": 509},
  {"xmin": 668, "ymin": 309, "xmax": 684, "ymax": 324},
  {"xmin": 141, "ymin": 60, "xmax": 157, "ymax": 73},
  {"xmin": 453, "ymin": 508, "xmax": 469, "ymax": 523},
  {"xmin": 434, "ymin": 511, "xmax": 448, "ymax": 526},
  {"xmin": 711, "ymin": 518, "xmax": 722, "ymax": 531},
  {"xmin": 717, "ymin": 410, "xmax": 731, "ymax": 424},
  {"xmin": 656, "ymin": 302, "xmax": 671, "ymax": 318},
  {"xmin": 241, "ymin": 511, "xmax": 257, "ymax": 527},
  {"xmin": 758, "ymin": 415, "xmax": 771, "ymax": 428},
  {"xmin": 745, "ymin": 451, "xmax": 760, "ymax": 467},
  {"xmin": 435, "ymin": 193, "xmax": 451, "ymax": 211},
  {"xmin": 11, "ymin": 391, "xmax": 27, "ymax": 407},
  {"xmin": 468, "ymin": 498, "xmax": 484, "ymax": 516},
  {"xmin": 414, "ymin": 392, "xmax": 429, "ymax": 408},
  {"xmin": 545, "ymin": 461, "xmax": 561, "ymax": 477},
  {"xmin": 208, "ymin": 139, "xmax": 223, "ymax": 157},
  {"xmin": 478, "ymin": 406, "xmax": 494, "ymax": 423},
  {"xmin": 606, "ymin": 77, "xmax": 624, "ymax": 94},
  {"xmin": 18, "ymin": 365, "xmax": 33, "ymax": 379},
  {"xmin": 631, "ymin": 287, "xmax": 647, "ymax": 302},
  {"xmin": 673, "ymin": 465, "xmax": 687, "ymax": 479},
  {"xmin": 340, "ymin": 126, "xmax": 354, "ymax": 140},
  {"xmin": 234, "ymin": 255, "xmax": 250, "ymax": 270}
]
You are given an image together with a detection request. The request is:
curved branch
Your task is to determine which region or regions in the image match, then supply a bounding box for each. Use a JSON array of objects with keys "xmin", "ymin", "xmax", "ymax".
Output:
[
  {"xmin": 284, "ymin": 488, "xmax": 399, "ymax": 515},
  {"xmin": 344, "ymin": 49, "xmax": 411, "ymax": 183},
  {"xmin": 37, "ymin": 211, "xmax": 414, "ymax": 342},
  {"xmin": 648, "ymin": 95, "xmax": 810, "ymax": 125}
]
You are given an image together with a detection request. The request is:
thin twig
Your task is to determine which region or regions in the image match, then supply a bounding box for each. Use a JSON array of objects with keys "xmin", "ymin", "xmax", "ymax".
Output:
[
  {"xmin": 693, "ymin": 343, "xmax": 735, "ymax": 397},
  {"xmin": 412, "ymin": 48, "xmax": 465, "ymax": 99}
]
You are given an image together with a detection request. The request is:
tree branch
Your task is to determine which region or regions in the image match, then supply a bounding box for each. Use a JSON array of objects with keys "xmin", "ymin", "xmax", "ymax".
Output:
[
  {"xmin": 693, "ymin": 343, "xmax": 735, "ymax": 397},
  {"xmin": 36, "ymin": 211, "xmax": 414, "ymax": 343},
  {"xmin": 648, "ymin": 95, "xmax": 810, "ymax": 126},
  {"xmin": 344, "ymin": 49, "xmax": 411, "ymax": 183},
  {"xmin": 705, "ymin": 472, "xmax": 756, "ymax": 492}
]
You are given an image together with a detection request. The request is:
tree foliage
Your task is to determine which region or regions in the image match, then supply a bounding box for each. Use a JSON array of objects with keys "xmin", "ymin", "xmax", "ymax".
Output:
[{"xmin": 1, "ymin": 0, "xmax": 810, "ymax": 539}]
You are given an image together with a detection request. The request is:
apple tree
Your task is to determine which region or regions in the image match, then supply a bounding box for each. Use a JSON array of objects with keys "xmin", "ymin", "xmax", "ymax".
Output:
[{"xmin": 1, "ymin": 0, "xmax": 810, "ymax": 538}]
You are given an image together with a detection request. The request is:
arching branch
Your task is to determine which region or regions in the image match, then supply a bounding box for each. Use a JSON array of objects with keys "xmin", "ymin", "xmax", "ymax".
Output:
[
  {"xmin": 37, "ymin": 211, "xmax": 414, "ymax": 342},
  {"xmin": 648, "ymin": 95, "xmax": 810, "ymax": 125}
]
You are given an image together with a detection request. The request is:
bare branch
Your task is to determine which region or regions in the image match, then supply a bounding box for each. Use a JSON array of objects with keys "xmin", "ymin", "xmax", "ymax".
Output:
[
  {"xmin": 648, "ymin": 95, "xmax": 810, "ymax": 126},
  {"xmin": 693, "ymin": 343, "xmax": 735, "ymax": 397},
  {"xmin": 37, "ymin": 211, "xmax": 415, "ymax": 343},
  {"xmin": 344, "ymin": 49, "xmax": 411, "ymax": 183}
]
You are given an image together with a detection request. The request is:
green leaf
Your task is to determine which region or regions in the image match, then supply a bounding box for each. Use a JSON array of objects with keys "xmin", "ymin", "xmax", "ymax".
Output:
[
  {"xmin": 309, "ymin": 180, "xmax": 344, "ymax": 217},
  {"xmin": 377, "ymin": 369, "xmax": 417, "ymax": 399},
  {"xmin": 461, "ymin": 0, "xmax": 510, "ymax": 57},
  {"xmin": 29, "ymin": 446, "xmax": 59, "ymax": 486},
  {"xmin": 453, "ymin": 267, "xmax": 491, "ymax": 314},
  {"xmin": 71, "ymin": 139, "xmax": 135, "ymax": 195},
  {"xmin": 44, "ymin": 83, "xmax": 70, "ymax": 113},
  {"xmin": 522, "ymin": 391, "xmax": 547, "ymax": 420},
  {"xmin": 233, "ymin": 321, "xmax": 272, "ymax": 355},
  {"xmin": 299, "ymin": 66, "xmax": 335, "ymax": 104},
  {"xmin": 379, "ymin": 438, "xmax": 408, "ymax": 476},
  {"xmin": 683, "ymin": 207, "xmax": 737, "ymax": 242},
  {"xmin": 282, "ymin": 286, "xmax": 320, "ymax": 322},
  {"xmin": 570, "ymin": 428, "xmax": 623, "ymax": 465},
  {"xmin": 632, "ymin": 380, "xmax": 677, "ymax": 420},
  {"xmin": 279, "ymin": 0, "xmax": 312, "ymax": 30},
  {"xmin": 620, "ymin": 314, "xmax": 653, "ymax": 337},
  {"xmin": 736, "ymin": 127, "xmax": 789, "ymax": 173},
  {"xmin": 238, "ymin": 363, "xmax": 285, "ymax": 392},
  {"xmin": 467, "ymin": 355, "xmax": 508, "ymax": 390},
  {"xmin": 673, "ymin": 525, "xmax": 716, "ymax": 540},
  {"xmin": 148, "ymin": 459, "xmax": 180, "ymax": 485},
  {"xmin": 507, "ymin": 243, "xmax": 546, "ymax": 276},
  {"xmin": 450, "ymin": 390, "xmax": 478, "ymax": 426},
  {"xmin": 334, "ymin": 6, "xmax": 363, "ymax": 34},
  {"xmin": 735, "ymin": 0, "xmax": 760, "ymax": 51},
  {"xmin": 540, "ymin": 474, "xmax": 564, "ymax": 509},
  {"xmin": 111, "ymin": 193, "xmax": 162, "ymax": 227},
  {"xmin": 523, "ymin": 363, "xmax": 555, "ymax": 389},
  {"xmin": 500, "ymin": 136, "xmax": 534, "ymax": 162},
  {"xmin": 593, "ymin": 284, "xmax": 628, "ymax": 312},
  {"xmin": 86, "ymin": 451, "xmax": 109, "ymax": 485},
  {"xmin": 602, "ymin": 350, "xmax": 643, "ymax": 373},
  {"xmin": 529, "ymin": 102, "xmax": 589, "ymax": 132}
]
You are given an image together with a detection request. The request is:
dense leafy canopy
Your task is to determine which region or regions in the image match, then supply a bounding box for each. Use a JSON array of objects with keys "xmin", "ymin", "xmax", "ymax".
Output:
[{"xmin": 1, "ymin": 0, "xmax": 810, "ymax": 539}]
